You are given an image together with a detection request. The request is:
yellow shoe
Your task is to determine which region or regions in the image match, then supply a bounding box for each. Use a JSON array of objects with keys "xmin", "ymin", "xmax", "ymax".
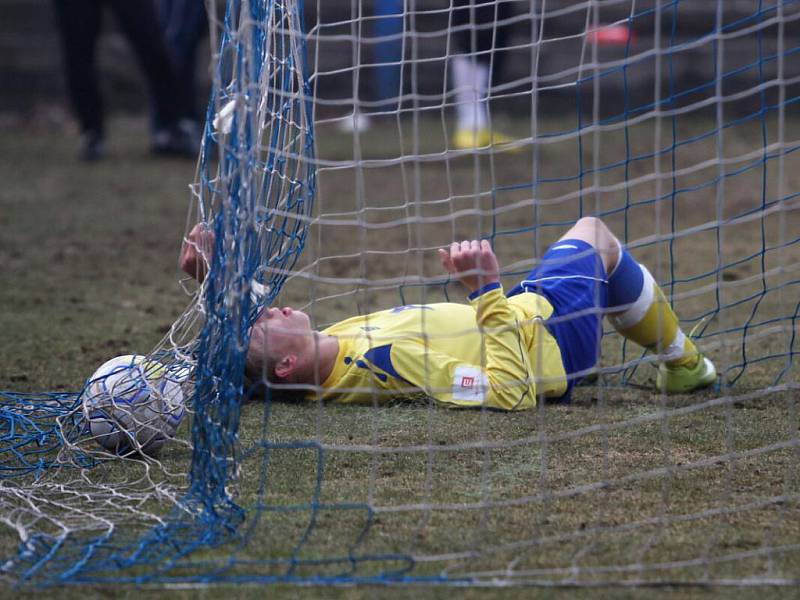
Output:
[
  {"xmin": 656, "ymin": 355, "xmax": 717, "ymax": 394},
  {"xmin": 452, "ymin": 128, "xmax": 519, "ymax": 151}
]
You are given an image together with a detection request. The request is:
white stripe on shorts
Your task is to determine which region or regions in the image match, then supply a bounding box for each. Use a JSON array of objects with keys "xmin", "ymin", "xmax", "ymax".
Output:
[{"xmin": 522, "ymin": 274, "xmax": 608, "ymax": 287}]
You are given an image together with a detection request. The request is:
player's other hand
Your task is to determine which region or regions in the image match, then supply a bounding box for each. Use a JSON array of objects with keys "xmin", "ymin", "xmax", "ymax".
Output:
[
  {"xmin": 438, "ymin": 239, "xmax": 500, "ymax": 294},
  {"xmin": 180, "ymin": 223, "xmax": 215, "ymax": 283}
]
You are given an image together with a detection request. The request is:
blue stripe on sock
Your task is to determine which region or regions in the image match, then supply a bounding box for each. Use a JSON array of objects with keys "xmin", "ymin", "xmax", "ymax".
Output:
[{"xmin": 607, "ymin": 249, "xmax": 644, "ymax": 309}]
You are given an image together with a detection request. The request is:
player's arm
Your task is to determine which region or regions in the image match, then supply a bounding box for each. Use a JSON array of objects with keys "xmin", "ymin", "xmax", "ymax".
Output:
[
  {"xmin": 179, "ymin": 223, "xmax": 269, "ymax": 304},
  {"xmin": 180, "ymin": 223, "xmax": 215, "ymax": 283},
  {"xmin": 438, "ymin": 240, "xmax": 537, "ymax": 410}
]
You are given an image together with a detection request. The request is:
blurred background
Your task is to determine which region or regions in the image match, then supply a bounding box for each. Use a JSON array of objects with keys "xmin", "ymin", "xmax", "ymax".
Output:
[{"xmin": 4, "ymin": 1, "xmax": 797, "ymax": 124}]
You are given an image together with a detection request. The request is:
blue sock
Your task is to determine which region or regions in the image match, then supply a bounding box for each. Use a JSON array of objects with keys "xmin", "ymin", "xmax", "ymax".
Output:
[
  {"xmin": 607, "ymin": 247, "xmax": 644, "ymax": 310},
  {"xmin": 606, "ymin": 247, "xmax": 697, "ymax": 366}
]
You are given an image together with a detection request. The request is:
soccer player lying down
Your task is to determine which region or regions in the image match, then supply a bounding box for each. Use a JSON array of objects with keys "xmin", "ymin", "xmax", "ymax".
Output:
[{"xmin": 180, "ymin": 217, "xmax": 717, "ymax": 410}]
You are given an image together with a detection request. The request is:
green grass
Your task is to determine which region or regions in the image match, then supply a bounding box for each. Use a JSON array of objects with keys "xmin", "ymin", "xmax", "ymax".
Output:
[{"xmin": 1, "ymin": 114, "xmax": 800, "ymax": 596}]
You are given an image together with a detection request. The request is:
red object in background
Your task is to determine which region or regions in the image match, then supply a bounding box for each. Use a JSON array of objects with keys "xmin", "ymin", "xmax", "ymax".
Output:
[{"xmin": 587, "ymin": 24, "xmax": 637, "ymax": 47}]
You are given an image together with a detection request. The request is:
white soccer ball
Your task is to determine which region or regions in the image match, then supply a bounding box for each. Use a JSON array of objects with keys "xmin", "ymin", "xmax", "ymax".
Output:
[{"xmin": 81, "ymin": 355, "xmax": 185, "ymax": 457}]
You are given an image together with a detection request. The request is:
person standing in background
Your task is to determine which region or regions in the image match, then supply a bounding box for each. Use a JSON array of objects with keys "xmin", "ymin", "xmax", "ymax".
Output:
[
  {"xmin": 52, "ymin": 0, "xmax": 198, "ymax": 160},
  {"xmin": 451, "ymin": 0, "xmax": 516, "ymax": 150},
  {"xmin": 153, "ymin": 0, "xmax": 209, "ymax": 151}
]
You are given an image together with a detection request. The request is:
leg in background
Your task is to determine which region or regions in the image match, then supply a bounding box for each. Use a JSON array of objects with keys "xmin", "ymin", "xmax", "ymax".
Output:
[
  {"xmin": 52, "ymin": 0, "xmax": 106, "ymax": 159},
  {"xmin": 108, "ymin": 0, "xmax": 197, "ymax": 157},
  {"xmin": 156, "ymin": 0, "xmax": 208, "ymax": 126},
  {"xmin": 451, "ymin": 0, "xmax": 515, "ymax": 150}
]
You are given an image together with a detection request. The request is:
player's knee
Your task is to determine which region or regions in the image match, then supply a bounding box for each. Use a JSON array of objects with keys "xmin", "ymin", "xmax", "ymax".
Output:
[
  {"xmin": 573, "ymin": 216, "xmax": 619, "ymax": 273},
  {"xmin": 579, "ymin": 216, "xmax": 616, "ymax": 244},
  {"xmin": 575, "ymin": 216, "xmax": 605, "ymax": 233}
]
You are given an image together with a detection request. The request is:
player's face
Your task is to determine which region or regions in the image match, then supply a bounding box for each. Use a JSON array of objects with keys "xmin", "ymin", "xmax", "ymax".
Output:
[{"xmin": 250, "ymin": 306, "xmax": 312, "ymax": 359}]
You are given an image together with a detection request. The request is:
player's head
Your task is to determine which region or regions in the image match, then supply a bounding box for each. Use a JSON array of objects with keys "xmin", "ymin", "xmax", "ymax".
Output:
[{"xmin": 245, "ymin": 306, "xmax": 314, "ymax": 384}]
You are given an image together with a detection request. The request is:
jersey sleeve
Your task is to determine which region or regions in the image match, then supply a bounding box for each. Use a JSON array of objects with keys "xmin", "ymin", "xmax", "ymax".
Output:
[
  {"xmin": 467, "ymin": 286, "xmax": 538, "ymax": 410},
  {"xmin": 388, "ymin": 287, "xmax": 537, "ymax": 411}
]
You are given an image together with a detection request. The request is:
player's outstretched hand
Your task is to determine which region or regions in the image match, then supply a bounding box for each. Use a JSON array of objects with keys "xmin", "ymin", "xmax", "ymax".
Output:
[
  {"xmin": 180, "ymin": 223, "xmax": 215, "ymax": 283},
  {"xmin": 438, "ymin": 239, "xmax": 500, "ymax": 294}
]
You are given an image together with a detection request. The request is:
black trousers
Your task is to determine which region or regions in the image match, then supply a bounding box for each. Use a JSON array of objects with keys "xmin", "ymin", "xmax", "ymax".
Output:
[
  {"xmin": 452, "ymin": 0, "xmax": 514, "ymax": 84},
  {"xmin": 52, "ymin": 0, "xmax": 181, "ymax": 136},
  {"xmin": 156, "ymin": 0, "xmax": 208, "ymax": 126}
]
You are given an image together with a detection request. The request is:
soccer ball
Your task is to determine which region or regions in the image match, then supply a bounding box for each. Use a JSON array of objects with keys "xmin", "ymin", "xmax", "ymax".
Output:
[{"xmin": 81, "ymin": 355, "xmax": 185, "ymax": 457}]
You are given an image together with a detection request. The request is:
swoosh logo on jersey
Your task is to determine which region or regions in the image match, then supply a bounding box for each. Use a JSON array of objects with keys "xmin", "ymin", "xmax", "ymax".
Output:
[
  {"xmin": 344, "ymin": 355, "xmax": 388, "ymax": 382},
  {"xmin": 344, "ymin": 344, "xmax": 410, "ymax": 384},
  {"xmin": 390, "ymin": 304, "xmax": 433, "ymax": 313}
]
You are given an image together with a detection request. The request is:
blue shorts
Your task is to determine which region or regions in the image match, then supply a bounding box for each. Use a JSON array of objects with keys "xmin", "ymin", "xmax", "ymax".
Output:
[{"xmin": 507, "ymin": 239, "xmax": 608, "ymax": 401}]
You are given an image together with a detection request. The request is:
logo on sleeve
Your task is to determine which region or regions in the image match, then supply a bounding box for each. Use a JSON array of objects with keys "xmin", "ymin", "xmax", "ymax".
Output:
[
  {"xmin": 452, "ymin": 366, "xmax": 488, "ymax": 404},
  {"xmin": 390, "ymin": 304, "xmax": 433, "ymax": 314}
]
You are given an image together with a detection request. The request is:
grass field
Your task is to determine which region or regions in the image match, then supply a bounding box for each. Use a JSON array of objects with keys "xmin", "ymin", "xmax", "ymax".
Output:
[{"xmin": 1, "ymin": 112, "xmax": 800, "ymax": 597}]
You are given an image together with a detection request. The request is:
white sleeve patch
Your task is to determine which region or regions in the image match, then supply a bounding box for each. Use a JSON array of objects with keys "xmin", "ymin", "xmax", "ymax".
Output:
[{"xmin": 452, "ymin": 366, "xmax": 489, "ymax": 404}]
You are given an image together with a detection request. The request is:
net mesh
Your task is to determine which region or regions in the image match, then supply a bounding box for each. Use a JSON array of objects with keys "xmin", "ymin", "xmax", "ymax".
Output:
[{"xmin": 2, "ymin": 0, "xmax": 800, "ymax": 588}]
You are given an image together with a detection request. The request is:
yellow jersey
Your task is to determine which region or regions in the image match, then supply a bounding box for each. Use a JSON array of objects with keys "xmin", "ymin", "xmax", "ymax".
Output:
[{"xmin": 314, "ymin": 287, "xmax": 567, "ymax": 410}]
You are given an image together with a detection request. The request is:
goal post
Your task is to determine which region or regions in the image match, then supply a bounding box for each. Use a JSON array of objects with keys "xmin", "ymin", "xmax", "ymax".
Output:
[{"xmin": 1, "ymin": 0, "xmax": 800, "ymax": 588}]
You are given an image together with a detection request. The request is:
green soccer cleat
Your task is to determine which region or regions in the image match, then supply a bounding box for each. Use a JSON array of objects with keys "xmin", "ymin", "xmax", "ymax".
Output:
[
  {"xmin": 656, "ymin": 355, "xmax": 717, "ymax": 394},
  {"xmin": 452, "ymin": 128, "xmax": 521, "ymax": 152}
]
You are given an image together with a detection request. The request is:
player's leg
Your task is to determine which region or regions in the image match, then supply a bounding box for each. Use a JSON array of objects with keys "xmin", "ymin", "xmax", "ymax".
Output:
[
  {"xmin": 108, "ymin": 0, "xmax": 196, "ymax": 157},
  {"xmin": 452, "ymin": 0, "xmax": 487, "ymax": 143},
  {"xmin": 157, "ymin": 0, "xmax": 207, "ymax": 125},
  {"xmin": 567, "ymin": 218, "xmax": 717, "ymax": 393},
  {"xmin": 507, "ymin": 217, "xmax": 611, "ymax": 400},
  {"xmin": 508, "ymin": 217, "xmax": 715, "ymax": 395},
  {"xmin": 554, "ymin": 216, "xmax": 620, "ymax": 274},
  {"xmin": 52, "ymin": 0, "xmax": 105, "ymax": 160},
  {"xmin": 451, "ymin": 0, "xmax": 515, "ymax": 149},
  {"xmin": 108, "ymin": 0, "xmax": 178, "ymax": 122}
]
